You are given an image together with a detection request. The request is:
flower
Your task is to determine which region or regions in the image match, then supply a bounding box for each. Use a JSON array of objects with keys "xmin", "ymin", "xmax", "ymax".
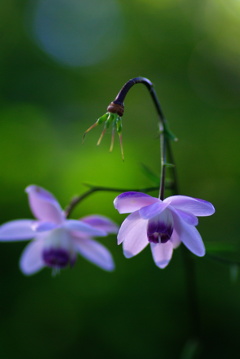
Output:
[
  {"xmin": 0, "ymin": 185, "xmax": 118, "ymax": 275},
  {"xmin": 114, "ymin": 192, "xmax": 215, "ymax": 268}
]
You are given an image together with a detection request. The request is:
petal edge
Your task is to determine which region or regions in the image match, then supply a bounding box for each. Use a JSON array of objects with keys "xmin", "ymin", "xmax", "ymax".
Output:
[
  {"xmin": 26, "ymin": 185, "xmax": 64, "ymax": 224},
  {"xmin": 114, "ymin": 192, "xmax": 158, "ymax": 214},
  {"xmin": 0, "ymin": 220, "xmax": 36, "ymax": 241},
  {"xmin": 164, "ymin": 195, "xmax": 215, "ymax": 217},
  {"xmin": 75, "ymin": 238, "xmax": 115, "ymax": 271}
]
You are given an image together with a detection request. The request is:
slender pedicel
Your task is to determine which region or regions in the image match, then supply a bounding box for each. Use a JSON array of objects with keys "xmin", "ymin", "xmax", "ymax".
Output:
[{"xmin": 84, "ymin": 77, "xmax": 177, "ymax": 199}]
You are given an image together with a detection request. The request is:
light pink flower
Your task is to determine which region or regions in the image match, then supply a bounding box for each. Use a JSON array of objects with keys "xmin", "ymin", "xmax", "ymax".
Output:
[
  {"xmin": 0, "ymin": 185, "xmax": 118, "ymax": 275},
  {"xmin": 114, "ymin": 192, "xmax": 215, "ymax": 268}
]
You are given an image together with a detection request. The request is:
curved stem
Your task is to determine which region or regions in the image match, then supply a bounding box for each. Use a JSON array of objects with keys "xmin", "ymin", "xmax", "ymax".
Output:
[
  {"xmin": 111, "ymin": 77, "xmax": 176, "ymax": 200},
  {"xmin": 160, "ymin": 131, "xmax": 167, "ymax": 200},
  {"xmin": 65, "ymin": 188, "xmax": 97, "ymax": 218},
  {"xmin": 113, "ymin": 77, "xmax": 166, "ymax": 125}
]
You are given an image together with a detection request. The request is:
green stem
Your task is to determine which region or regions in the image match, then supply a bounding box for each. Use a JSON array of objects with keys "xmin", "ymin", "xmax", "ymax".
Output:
[
  {"xmin": 109, "ymin": 77, "xmax": 177, "ymax": 200},
  {"xmin": 160, "ymin": 130, "xmax": 167, "ymax": 200},
  {"xmin": 166, "ymin": 139, "xmax": 179, "ymax": 195}
]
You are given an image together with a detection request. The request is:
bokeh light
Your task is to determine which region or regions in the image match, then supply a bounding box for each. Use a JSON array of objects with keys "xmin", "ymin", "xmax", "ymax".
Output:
[
  {"xmin": 28, "ymin": 0, "xmax": 124, "ymax": 67},
  {"xmin": 188, "ymin": 40, "xmax": 240, "ymax": 108}
]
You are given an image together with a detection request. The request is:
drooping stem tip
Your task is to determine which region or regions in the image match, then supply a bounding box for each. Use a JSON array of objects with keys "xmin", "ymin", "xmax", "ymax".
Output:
[{"xmin": 107, "ymin": 77, "xmax": 177, "ymax": 200}]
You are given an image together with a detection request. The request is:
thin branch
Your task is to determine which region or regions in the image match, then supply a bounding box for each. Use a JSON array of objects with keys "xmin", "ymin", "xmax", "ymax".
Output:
[{"xmin": 64, "ymin": 184, "xmax": 159, "ymax": 218}]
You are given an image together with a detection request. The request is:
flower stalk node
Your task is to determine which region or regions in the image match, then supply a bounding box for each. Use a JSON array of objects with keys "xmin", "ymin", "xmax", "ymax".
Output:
[
  {"xmin": 107, "ymin": 101, "xmax": 124, "ymax": 116},
  {"xmin": 164, "ymin": 162, "xmax": 175, "ymax": 168},
  {"xmin": 159, "ymin": 122, "xmax": 178, "ymax": 142}
]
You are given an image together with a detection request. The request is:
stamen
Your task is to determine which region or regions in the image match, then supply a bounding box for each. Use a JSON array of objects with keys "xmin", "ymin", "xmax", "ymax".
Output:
[
  {"xmin": 83, "ymin": 122, "xmax": 98, "ymax": 142},
  {"xmin": 97, "ymin": 127, "xmax": 107, "ymax": 146},
  {"xmin": 43, "ymin": 248, "xmax": 70, "ymax": 268},
  {"xmin": 160, "ymin": 233, "xmax": 171, "ymax": 243},
  {"xmin": 109, "ymin": 127, "xmax": 115, "ymax": 152},
  {"xmin": 147, "ymin": 210, "xmax": 173, "ymax": 243},
  {"xmin": 118, "ymin": 134, "xmax": 124, "ymax": 161},
  {"xmin": 51, "ymin": 267, "xmax": 61, "ymax": 277},
  {"xmin": 148, "ymin": 233, "xmax": 161, "ymax": 243}
]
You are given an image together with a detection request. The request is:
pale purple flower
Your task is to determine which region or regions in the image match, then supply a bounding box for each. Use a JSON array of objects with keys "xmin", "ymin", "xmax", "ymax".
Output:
[
  {"xmin": 0, "ymin": 185, "xmax": 118, "ymax": 275},
  {"xmin": 114, "ymin": 192, "xmax": 215, "ymax": 268}
]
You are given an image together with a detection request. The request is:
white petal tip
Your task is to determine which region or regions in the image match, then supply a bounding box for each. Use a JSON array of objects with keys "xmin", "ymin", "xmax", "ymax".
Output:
[
  {"xmin": 111, "ymin": 227, "xmax": 119, "ymax": 234},
  {"xmin": 113, "ymin": 198, "xmax": 118, "ymax": 209},
  {"xmin": 25, "ymin": 185, "xmax": 37, "ymax": 193},
  {"xmin": 21, "ymin": 270, "xmax": 36, "ymax": 276},
  {"xmin": 123, "ymin": 250, "xmax": 134, "ymax": 258},
  {"xmin": 117, "ymin": 235, "xmax": 124, "ymax": 245},
  {"xmin": 105, "ymin": 264, "xmax": 115, "ymax": 272},
  {"xmin": 196, "ymin": 250, "xmax": 206, "ymax": 257},
  {"xmin": 96, "ymin": 259, "xmax": 115, "ymax": 272},
  {"xmin": 187, "ymin": 246, "xmax": 206, "ymax": 257},
  {"xmin": 20, "ymin": 263, "xmax": 44, "ymax": 276},
  {"xmin": 155, "ymin": 260, "xmax": 170, "ymax": 269}
]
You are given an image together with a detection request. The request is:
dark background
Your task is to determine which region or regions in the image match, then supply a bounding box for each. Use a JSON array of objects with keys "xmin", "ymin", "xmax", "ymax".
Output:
[{"xmin": 0, "ymin": 0, "xmax": 240, "ymax": 358}]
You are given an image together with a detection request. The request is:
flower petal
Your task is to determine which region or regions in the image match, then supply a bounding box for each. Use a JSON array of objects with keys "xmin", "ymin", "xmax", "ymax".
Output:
[
  {"xmin": 164, "ymin": 195, "xmax": 215, "ymax": 217},
  {"xmin": 172, "ymin": 212, "xmax": 205, "ymax": 256},
  {"xmin": 150, "ymin": 241, "xmax": 173, "ymax": 268},
  {"xmin": 32, "ymin": 222, "xmax": 59, "ymax": 232},
  {"xmin": 114, "ymin": 192, "xmax": 158, "ymax": 214},
  {"xmin": 117, "ymin": 211, "xmax": 145, "ymax": 244},
  {"xmin": 170, "ymin": 229, "xmax": 181, "ymax": 249},
  {"xmin": 172, "ymin": 208, "xmax": 198, "ymax": 226},
  {"xmin": 81, "ymin": 215, "xmax": 118, "ymax": 234},
  {"xmin": 139, "ymin": 201, "xmax": 169, "ymax": 219},
  {"xmin": 64, "ymin": 220, "xmax": 106, "ymax": 237},
  {"xmin": 117, "ymin": 212, "xmax": 149, "ymax": 257},
  {"xmin": 26, "ymin": 185, "xmax": 64, "ymax": 224},
  {"xmin": 0, "ymin": 220, "xmax": 36, "ymax": 241},
  {"xmin": 19, "ymin": 239, "xmax": 45, "ymax": 275},
  {"xmin": 74, "ymin": 237, "xmax": 115, "ymax": 271}
]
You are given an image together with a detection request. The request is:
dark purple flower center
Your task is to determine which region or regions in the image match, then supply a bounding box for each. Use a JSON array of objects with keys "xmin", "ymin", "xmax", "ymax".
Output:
[
  {"xmin": 42, "ymin": 248, "xmax": 75, "ymax": 268},
  {"xmin": 147, "ymin": 217, "xmax": 173, "ymax": 244}
]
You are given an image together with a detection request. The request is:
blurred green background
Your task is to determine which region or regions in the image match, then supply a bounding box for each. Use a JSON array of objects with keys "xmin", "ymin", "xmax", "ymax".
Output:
[{"xmin": 0, "ymin": 0, "xmax": 240, "ymax": 358}]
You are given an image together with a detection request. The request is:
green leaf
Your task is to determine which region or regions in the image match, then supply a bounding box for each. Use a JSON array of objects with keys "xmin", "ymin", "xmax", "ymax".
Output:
[{"xmin": 163, "ymin": 123, "xmax": 178, "ymax": 141}]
